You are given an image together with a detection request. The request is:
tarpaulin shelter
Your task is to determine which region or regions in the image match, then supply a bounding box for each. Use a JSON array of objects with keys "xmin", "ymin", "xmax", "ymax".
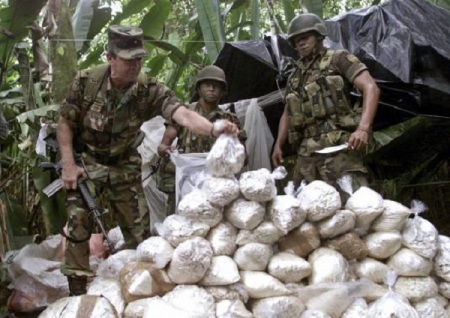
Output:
[
  {"xmin": 214, "ymin": 0, "xmax": 450, "ymax": 183},
  {"xmin": 214, "ymin": 0, "xmax": 450, "ymax": 135}
]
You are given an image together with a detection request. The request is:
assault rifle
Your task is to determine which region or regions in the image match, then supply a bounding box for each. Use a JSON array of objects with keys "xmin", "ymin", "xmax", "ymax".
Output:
[{"xmin": 40, "ymin": 160, "xmax": 116, "ymax": 254}]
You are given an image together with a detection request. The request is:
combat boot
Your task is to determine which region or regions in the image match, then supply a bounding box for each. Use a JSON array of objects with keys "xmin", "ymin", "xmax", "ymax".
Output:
[{"xmin": 67, "ymin": 275, "xmax": 87, "ymax": 296}]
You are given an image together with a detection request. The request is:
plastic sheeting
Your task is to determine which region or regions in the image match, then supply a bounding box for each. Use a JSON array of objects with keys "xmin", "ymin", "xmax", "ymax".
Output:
[{"xmin": 214, "ymin": 0, "xmax": 450, "ymax": 133}]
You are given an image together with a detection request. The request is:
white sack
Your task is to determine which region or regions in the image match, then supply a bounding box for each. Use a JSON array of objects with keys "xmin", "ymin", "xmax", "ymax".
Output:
[
  {"xmin": 239, "ymin": 270, "xmax": 292, "ymax": 299},
  {"xmin": 167, "ymin": 237, "xmax": 213, "ymax": 284},
  {"xmin": 297, "ymin": 180, "xmax": 341, "ymax": 222},
  {"xmin": 235, "ymin": 221, "xmax": 284, "ymax": 246},
  {"xmin": 308, "ymin": 247, "xmax": 349, "ymax": 284},
  {"xmin": 268, "ymin": 252, "xmax": 311, "ymax": 283},
  {"xmin": 317, "ymin": 210, "xmax": 355, "ymax": 239},
  {"xmin": 202, "ymin": 175, "xmax": 241, "ymax": 207},
  {"xmin": 177, "ymin": 189, "xmax": 223, "ymax": 227},
  {"xmin": 268, "ymin": 195, "xmax": 307, "ymax": 234},
  {"xmin": 206, "ymin": 127, "xmax": 246, "ymax": 177},
  {"xmin": 363, "ymin": 231, "xmax": 402, "ymax": 259},
  {"xmin": 345, "ymin": 186, "xmax": 384, "ymax": 234},
  {"xmin": 87, "ymin": 277, "xmax": 125, "ymax": 316},
  {"xmin": 206, "ymin": 222, "xmax": 237, "ymax": 256},
  {"xmin": 251, "ymin": 296, "xmax": 305, "ymax": 318},
  {"xmin": 353, "ymin": 258, "xmax": 390, "ymax": 284},
  {"xmin": 371, "ymin": 199, "xmax": 411, "ymax": 232},
  {"xmin": 200, "ymin": 255, "xmax": 241, "ymax": 286},
  {"xmin": 387, "ymin": 248, "xmax": 432, "ymax": 277},
  {"xmin": 157, "ymin": 214, "xmax": 210, "ymax": 247},
  {"xmin": 233, "ymin": 243, "xmax": 273, "ymax": 271},
  {"xmin": 216, "ymin": 299, "xmax": 253, "ymax": 318},
  {"xmin": 163, "ymin": 285, "xmax": 216, "ymax": 318},
  {"xmin": 136, "ymin": 236, "xmax": 174, "ymax": 268},
  {"xmin": 239, "ymin": 168, "xmax": 277, "ymax": 202},
  {"xmin": 224, "ymin": 198, "xmax": 265, "ymax": 230}
]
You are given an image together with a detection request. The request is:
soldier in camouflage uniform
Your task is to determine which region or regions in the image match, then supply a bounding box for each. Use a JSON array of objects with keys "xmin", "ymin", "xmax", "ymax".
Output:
[
  {"xmin": 272, "ymin": 13, "xmax": 380, "ymax": 194},
  {"xmin": 57, "ymin": 26, "xmax": 238, "ymax": 295},
  {"xmin": 153, "ymin": 65, "xmax": 246, "ymax": 230}
]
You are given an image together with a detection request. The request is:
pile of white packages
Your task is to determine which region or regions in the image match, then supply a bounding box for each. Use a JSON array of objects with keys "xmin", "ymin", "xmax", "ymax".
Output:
[{"xmin": 41, "ymin": 133, "xmax": 450, "ymax": 318}]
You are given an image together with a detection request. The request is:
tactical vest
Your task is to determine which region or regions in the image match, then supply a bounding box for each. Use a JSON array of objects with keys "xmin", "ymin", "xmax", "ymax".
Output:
[
  {"xmin": 286, "ymin": 50, "xmax": 361, "ymax": 149},
  {"xmin": 77, "ymin": 65, "xmax": 158, "ymax": 156}
]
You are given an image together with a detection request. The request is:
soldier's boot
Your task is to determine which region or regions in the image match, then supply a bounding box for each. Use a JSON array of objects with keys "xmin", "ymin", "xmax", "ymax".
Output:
[{"xmin": 67, "ymin": 276, "xmax": 87, "ymax": 296}]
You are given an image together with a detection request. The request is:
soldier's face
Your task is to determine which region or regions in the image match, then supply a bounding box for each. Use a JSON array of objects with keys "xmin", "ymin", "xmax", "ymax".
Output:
[
  {"xmin": 293, "ymin": 32, "xmax": 319, "ymax": 58},
  {"xmin": 198, "ymin": 80, "xmax": 224, "ymax": 103},
  {"xmin": 108, "ymin": 54, "xmax": 142, "ymax": 83}
]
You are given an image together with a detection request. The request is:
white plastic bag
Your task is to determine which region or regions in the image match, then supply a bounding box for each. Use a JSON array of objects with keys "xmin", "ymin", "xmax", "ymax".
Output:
[
  {"xmin": 243, "ymin": 98, "xmax": 274, "ymax": 171},
  {"xmin": 367, "ymin": 271, "xmax": 419, "ymax": 318},
  {"xmin": 402, "ymin": 200, "xmax": 438, "ymax": 259},
  {"xmin": 205, "ymin": 120, "xmax": 246, "ymax": 177},
  {"xmin": 170, "ymin": 151, "xmax": 209, "ymax": 205}
]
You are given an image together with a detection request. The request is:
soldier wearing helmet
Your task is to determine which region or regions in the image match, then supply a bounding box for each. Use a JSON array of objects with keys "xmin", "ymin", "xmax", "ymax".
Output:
[
  {"xmin": 153, "ymin": 65, "xmax": 246, "ymax": 230},
  {"xmin": 57, "ymin": 26, "xmax": 239, "ymax": 295},
  {"xmin": 272, "ymin": 13, "xmax": 380, "ymax": 195}
]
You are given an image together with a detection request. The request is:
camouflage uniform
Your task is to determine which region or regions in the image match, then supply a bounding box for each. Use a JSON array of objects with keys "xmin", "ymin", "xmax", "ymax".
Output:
[
  {"xmin": 59, "ymin": 28, "xmax": 183, "ymax": 277},
  {"xmin": 286, "ymin": 48, "xmax": 370, "ymax": 190},
  {"xmin": 155, "ymin": 102, "xmax": 246, "ymax": 215}
]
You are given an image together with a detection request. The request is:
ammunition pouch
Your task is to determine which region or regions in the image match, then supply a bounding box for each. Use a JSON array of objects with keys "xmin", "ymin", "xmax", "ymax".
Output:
[
  {"xmin": 286, "ymin": 92, "xmax": 305, "ymax": 148},
  {"xmin": 304, "ymin": 81, "xmax": 326, "ymax": 119}
]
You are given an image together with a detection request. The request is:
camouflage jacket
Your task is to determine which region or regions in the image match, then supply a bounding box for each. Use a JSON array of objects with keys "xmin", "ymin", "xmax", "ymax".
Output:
[
  {"xmin": 285, "ymin": 48, "xmax": 367, "ymax": 155},
  {"xmin": 60, "ymin": 64, "xmax": 183, "ymax": 158}
]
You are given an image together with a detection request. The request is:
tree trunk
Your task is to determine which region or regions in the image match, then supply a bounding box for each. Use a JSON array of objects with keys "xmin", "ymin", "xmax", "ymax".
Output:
[
  {"xmin": 48, "ymin": 0, "xmax": 78, "ymax": 104},
  {"xmin": 16, "ymin": 48, "xmax": 36, "ymax": 110}
]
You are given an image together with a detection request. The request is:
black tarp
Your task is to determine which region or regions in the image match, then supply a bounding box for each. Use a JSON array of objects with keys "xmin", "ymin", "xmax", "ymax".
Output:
[{"xmin": 214, "ymin": 0, "xmax": 450, "ymax": 134}]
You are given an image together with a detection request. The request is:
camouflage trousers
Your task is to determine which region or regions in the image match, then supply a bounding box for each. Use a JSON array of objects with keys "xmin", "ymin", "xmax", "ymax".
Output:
[
  {"xmin": 153, "ymin": 157, "xmax": 176, "ymax": 224},
  {"xmin": 293, "ymin": 151, "xmax": 369, "ymax": 202},
  {"xmin": 61, "ymin": 166, "xmax": 150, "ymax": 277}
]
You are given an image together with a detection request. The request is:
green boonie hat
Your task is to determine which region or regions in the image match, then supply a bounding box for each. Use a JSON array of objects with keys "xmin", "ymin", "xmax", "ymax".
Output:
[{"xmin": 107, "ymin": 25, "xmax": 148, "ymax": 60}]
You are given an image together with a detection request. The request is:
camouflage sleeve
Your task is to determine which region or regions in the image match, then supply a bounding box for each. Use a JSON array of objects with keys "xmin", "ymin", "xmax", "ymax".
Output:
[
  {"xmin": 59, "ymin": 72, "xmax": 84, "ymax": 128},
  {"xmin": 147, "ymin": 80, "xmax": 184, "ymax": 125},
  {"xmin": 332, "ymin": 51, "xmax": 368, "ymax": 83}
]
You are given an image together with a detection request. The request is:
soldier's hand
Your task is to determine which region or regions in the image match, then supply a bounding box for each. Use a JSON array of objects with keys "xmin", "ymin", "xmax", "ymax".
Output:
[
  {"xmin": 348, "ymin": 127, "xmax": 369, "ymax": 151},
  {"xmin": 212, "ymin": 120, "xmax": 239, "ymax": 137},
  {"xmin": 271, "ymin": 145, "xmax": 284, "ymax": 167},
  {"xmin": 157, "ymin": 144, "xmax": 175, "ymax": 158},
  {"xmin": 61, "ymin": 162, "xmax": 87, "ymax": 190}
]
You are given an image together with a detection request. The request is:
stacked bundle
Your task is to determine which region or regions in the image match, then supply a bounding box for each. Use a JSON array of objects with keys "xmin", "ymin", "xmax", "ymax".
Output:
[{"xmin": 40, "ymin": 135, "xmax": 450, "ymax": 317}]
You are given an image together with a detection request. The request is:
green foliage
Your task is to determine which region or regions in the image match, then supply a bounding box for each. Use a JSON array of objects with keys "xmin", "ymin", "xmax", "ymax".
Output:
[
  {"xmin": 140, "ymin": 0, "xmax": 171, "ymax": 40},
  {"xmin": 194, "ymin": 0, "xmax": 226, "ymax": 62},
  {"xmin": 304, "ymin": 0, "xmax": 323, "ymax": 18},
  {"xmin": 0, "ymin": 0, "xmax": 47, "ymax": 87},
  {"xmin": 430, "ymin": 0, "xmax": 450, "ymax": 9}
]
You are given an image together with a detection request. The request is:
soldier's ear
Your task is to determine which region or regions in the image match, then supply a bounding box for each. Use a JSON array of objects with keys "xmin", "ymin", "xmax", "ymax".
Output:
[{"xmin": 106, "ymin": 52, "xmax": 114, "ymax": 62}]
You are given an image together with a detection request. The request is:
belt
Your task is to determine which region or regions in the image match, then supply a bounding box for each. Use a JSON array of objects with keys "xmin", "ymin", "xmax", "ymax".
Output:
[{"xmin": 86, "ymin": 150, "xmax": 127, "ymax": 165}]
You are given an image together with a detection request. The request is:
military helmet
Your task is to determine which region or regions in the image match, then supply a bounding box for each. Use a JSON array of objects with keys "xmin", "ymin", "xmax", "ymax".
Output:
[
  {"xmin": 287, "ymin": 13, "xmax": 328, "ymax": 46},
  {"xmin": 196, "ymin": 65, "xmax": 227, "ymax": 90},
  {"xmin": 107, "ymin": 25, "xmax": 148, "ymax": 60}
]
